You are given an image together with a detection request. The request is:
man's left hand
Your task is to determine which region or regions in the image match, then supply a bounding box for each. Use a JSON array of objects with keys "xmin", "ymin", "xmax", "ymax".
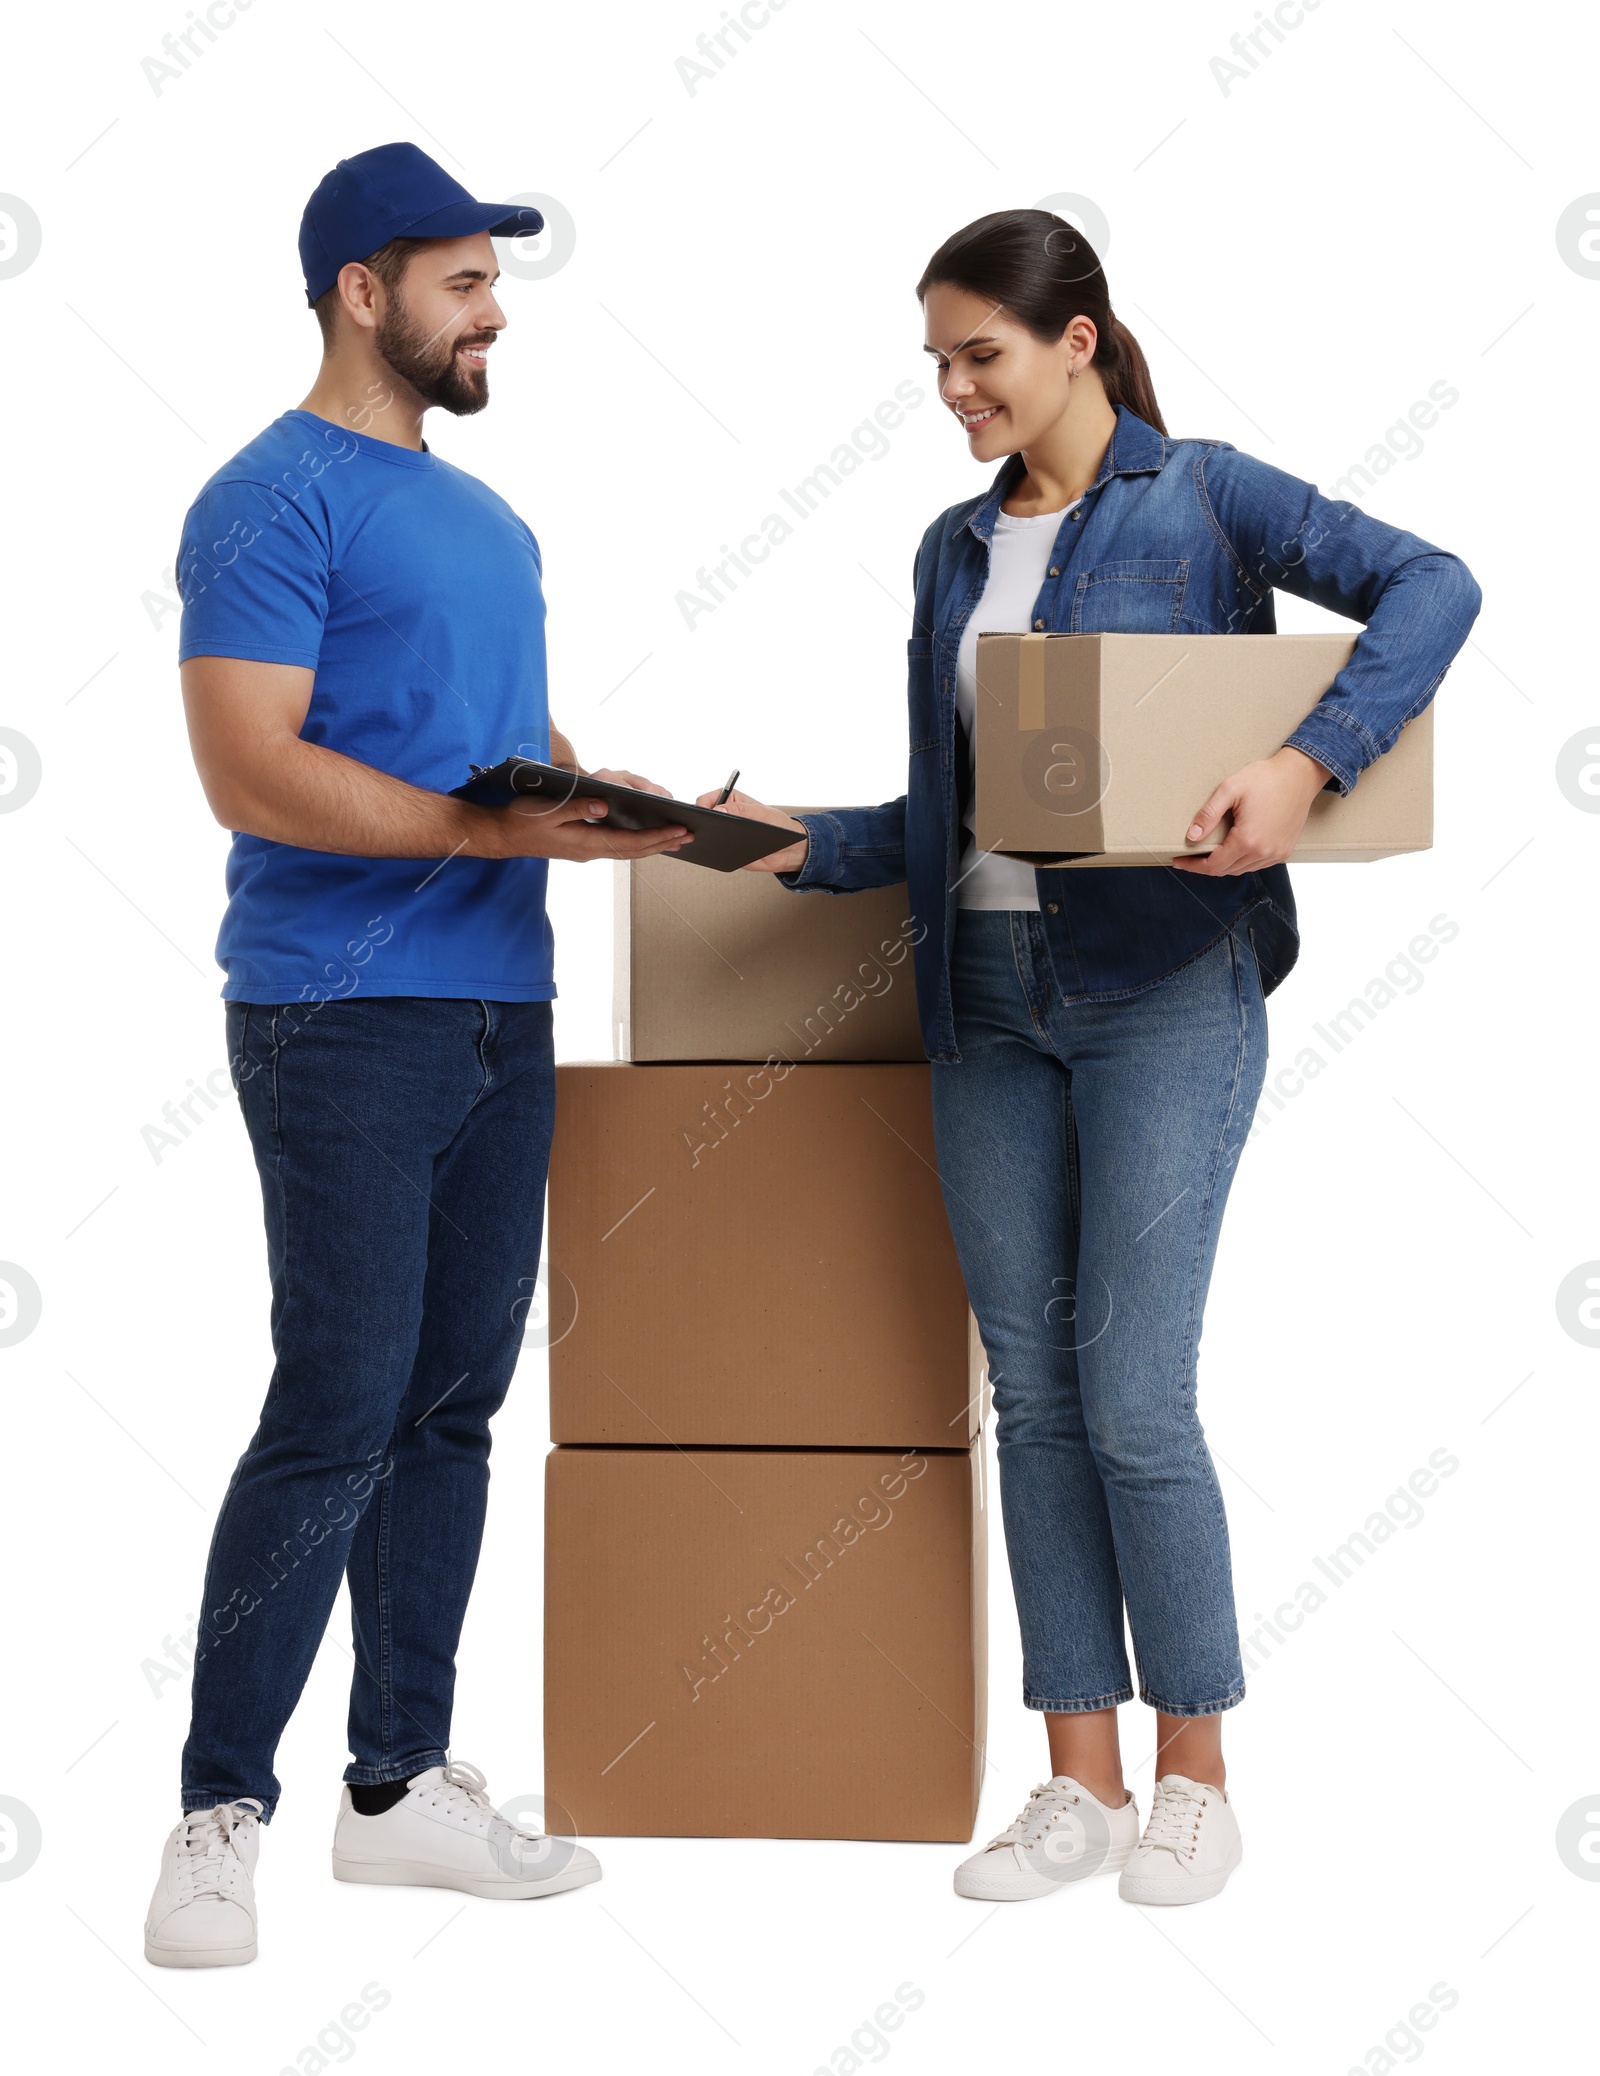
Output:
[{"xmin": 587, "ymin": 767, "xmax": 674, "ymax": 798}]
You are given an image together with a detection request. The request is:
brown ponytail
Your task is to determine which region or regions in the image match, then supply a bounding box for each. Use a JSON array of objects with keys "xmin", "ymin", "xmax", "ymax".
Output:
[
  {"xmin": 1102, "ymin": 314, "xmax": 1165, "ymax": 436},
  {"xmin": 916, "ymin": 210, "xmax": 1168, "ymax": 438}
]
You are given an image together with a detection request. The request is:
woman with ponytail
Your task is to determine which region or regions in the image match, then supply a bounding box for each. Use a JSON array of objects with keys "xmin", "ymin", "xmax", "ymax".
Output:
[{"xmin": 704, "ymin": 211, "xmax": 1479, "ymax": 1908}]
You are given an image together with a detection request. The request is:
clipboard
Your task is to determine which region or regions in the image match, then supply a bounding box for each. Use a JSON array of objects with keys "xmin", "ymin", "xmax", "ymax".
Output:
[{"xmin": 448, "ymin": 758, "xmax": 803, "ymax": 873}]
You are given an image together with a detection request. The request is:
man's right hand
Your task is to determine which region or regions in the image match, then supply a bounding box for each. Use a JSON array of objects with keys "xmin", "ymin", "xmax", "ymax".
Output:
[{"xmin": 180, "ymin": 654, "xmax": 688, "ymax": 862}]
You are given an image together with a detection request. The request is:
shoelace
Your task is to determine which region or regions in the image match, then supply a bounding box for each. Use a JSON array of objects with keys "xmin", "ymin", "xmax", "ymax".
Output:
[
  {"xmin": 177, "ymin": 1799, "xmax": 263, "ymax": 1900},
  {"xmin": 427, "ymin": 1760, "xmax": 546, "ymax": 1840},
  {"xmin": 987, "ymin": 1781, "xmax": 1083, "ymax": 1852},
  {"xmin": 427, "ymin": 1759, "xmax": 497, "ymax": 1822},
  {"xmin": 1142, "ymin": 1781, "xmax": 1206, "ymax": 1860}
]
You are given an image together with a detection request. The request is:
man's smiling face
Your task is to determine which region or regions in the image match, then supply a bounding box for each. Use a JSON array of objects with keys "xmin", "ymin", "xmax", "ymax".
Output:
[{"xmin": 373, "ymin": 232, "xmax": 506, "ymax": 417}]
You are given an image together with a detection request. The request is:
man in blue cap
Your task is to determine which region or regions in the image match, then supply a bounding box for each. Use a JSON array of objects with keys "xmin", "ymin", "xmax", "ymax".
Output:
[{"xmin": 145, "ymin": 143, "xmax": 687, "ymax": 1968}]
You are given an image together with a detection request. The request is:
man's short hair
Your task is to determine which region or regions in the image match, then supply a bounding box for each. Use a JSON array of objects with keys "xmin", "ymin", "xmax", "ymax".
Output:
[{"xmin": 312, "ymin": 235, "xmax": 432, "ymax": 347}]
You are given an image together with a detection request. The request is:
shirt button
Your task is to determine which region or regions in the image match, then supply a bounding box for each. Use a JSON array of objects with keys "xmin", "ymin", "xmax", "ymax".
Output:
[
  {"xmin": 1047, "ymin": 566, "xmax": 1060, "ymax": 577},
  {"xmin": 1032, "ymin": 618, "xmax": 1045, "ymax": 631},
  {"xmin": 1046, "ymin": 901, "xmax": 1060, "ymax": 914}
]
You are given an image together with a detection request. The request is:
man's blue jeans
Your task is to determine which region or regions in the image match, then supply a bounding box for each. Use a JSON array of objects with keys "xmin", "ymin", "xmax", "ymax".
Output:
[
  {"xmin": 929, "ymin": 911, "xmax": 1267, "ymax": 1718},
  {"xmin": 181, "ymin": 996, "xmax": 555, "ymax": 1819}
]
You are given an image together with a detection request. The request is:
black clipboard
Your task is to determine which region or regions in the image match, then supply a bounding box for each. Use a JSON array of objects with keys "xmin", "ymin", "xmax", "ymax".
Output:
[{"xmin": 448, "ymin": 758, "xmax": 802, "ymax": 873}]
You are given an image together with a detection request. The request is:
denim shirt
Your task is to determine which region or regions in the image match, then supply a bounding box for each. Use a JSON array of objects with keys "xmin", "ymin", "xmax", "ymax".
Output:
[{"xmin": 780, "ymin": 406, "xmax": 1481, "ymax": 1064}]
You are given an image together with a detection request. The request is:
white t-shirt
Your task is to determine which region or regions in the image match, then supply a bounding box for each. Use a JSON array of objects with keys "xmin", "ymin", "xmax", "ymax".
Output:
[{"xmin": 954, "ymin": 498, "xmax": 1080, "ymax": 909}]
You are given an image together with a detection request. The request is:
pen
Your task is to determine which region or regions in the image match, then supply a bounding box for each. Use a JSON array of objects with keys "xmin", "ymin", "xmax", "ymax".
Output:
[{"xmin": 714, "ymin": 768, "xmax": 739, "ymax": 806}]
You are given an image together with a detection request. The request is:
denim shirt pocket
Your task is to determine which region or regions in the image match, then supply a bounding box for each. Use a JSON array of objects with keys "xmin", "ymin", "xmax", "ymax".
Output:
[{"xmin": 1068, "ymin": 558, "xmax": 1190, "ymax": 633}]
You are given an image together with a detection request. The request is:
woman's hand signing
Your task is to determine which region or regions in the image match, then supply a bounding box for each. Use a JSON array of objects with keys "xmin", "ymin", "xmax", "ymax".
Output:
[{"xmin": 694, "ymin": 785, "xmax": 810, "ymax": 874}]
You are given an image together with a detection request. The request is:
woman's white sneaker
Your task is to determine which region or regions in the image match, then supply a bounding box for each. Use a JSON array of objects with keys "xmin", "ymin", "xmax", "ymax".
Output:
[
  {"xmin": 144, "ymin": 1800, "xmax": 264, "ymax": 1967},
  {"xmin": 331, "ymin": 1760, "xmax": 602, "ymax": 1900},
  {"xmin": 953, "ymin": 1776, "xmax": 1139, "ymax": 1901},
  {"xmin": 1117, "ymin": 1774, "xmax": 1242, "ymax": 1905}
]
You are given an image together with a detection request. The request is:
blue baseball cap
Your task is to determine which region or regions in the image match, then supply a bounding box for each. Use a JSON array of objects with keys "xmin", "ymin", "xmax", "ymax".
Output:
[{"xmin": 299, "ymin": 141, "xmax": 543, "ymax": 306}]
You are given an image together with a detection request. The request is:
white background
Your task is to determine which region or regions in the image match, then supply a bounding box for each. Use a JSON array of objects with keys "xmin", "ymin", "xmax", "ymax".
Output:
[{"xmin": 1, "ymin": 0, "xmax": 1595, "ymax": 2068}]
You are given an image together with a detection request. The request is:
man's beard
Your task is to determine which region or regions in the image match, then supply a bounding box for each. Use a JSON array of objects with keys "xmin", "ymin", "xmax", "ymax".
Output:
[{"xmin": 374, "ymin": 292, "xmax": 492, "ymax": 416}]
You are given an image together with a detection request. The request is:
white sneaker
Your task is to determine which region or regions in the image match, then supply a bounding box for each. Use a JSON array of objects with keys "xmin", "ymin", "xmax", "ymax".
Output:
[
  {"xmin": 1118, "ymin": 1774, "xmax": 1242, "ymax": 1905},
  {"xmin": 953, "ymin": 1776, "xmax": 1140, "ymax": 1901},
  {"xmin": 144, "ymin": 1800, "xmax": 264, "ymax": 1967},
  {"xmin": 331, "ymin": 1761, "xmax": 602, "ymax": 1900}
]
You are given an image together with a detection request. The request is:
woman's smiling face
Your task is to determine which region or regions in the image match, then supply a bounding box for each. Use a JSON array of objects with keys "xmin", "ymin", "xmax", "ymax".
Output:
[{"xmin": 922, "ymin": 281, "xmax": 1093, "ymax": 462}]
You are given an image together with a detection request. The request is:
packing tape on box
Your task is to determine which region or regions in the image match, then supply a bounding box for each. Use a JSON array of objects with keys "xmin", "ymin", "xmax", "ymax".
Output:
[{"xmin": 1018, "ymin": 632, "xmax": 1047, "ymax": 730}]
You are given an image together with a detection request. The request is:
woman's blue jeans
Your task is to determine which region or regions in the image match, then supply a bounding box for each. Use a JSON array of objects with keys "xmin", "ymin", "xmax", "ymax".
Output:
[
  {"xmin": 929, "ymin": 910, "xmax": 1267, "ymax": 1718},
  {"xmin": 180, "ymin": 996, "xmax": 555, "ymax": 1819}
]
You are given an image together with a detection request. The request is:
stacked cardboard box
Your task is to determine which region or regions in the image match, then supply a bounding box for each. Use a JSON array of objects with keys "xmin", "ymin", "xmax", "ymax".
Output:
[{"xmin": 544, "ymin": 852, "xmax": 987, "ymax": 1841}]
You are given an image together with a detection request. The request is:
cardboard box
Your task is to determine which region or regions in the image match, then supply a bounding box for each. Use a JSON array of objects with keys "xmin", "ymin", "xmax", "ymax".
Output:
[
  {"xmin": 974, "ymin": 632, "xmax": 1431, "ymax": 865},
  {"xmin": 543, "ymin": 1442, "xmax": 986, "ymax": 1839},
  {"xmin": 614, "ymin": 834, "xmax": 926, "ymax": 1062},
  {"xmin": 548, "ymin": 1063, "xmax": 981, "ymax": 1448}
]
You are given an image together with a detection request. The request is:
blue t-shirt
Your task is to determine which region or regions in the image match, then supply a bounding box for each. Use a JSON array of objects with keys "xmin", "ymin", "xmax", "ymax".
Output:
[{"xmin": 177, "ymin": 409, "xmax": 555, "ymax": 1003}]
